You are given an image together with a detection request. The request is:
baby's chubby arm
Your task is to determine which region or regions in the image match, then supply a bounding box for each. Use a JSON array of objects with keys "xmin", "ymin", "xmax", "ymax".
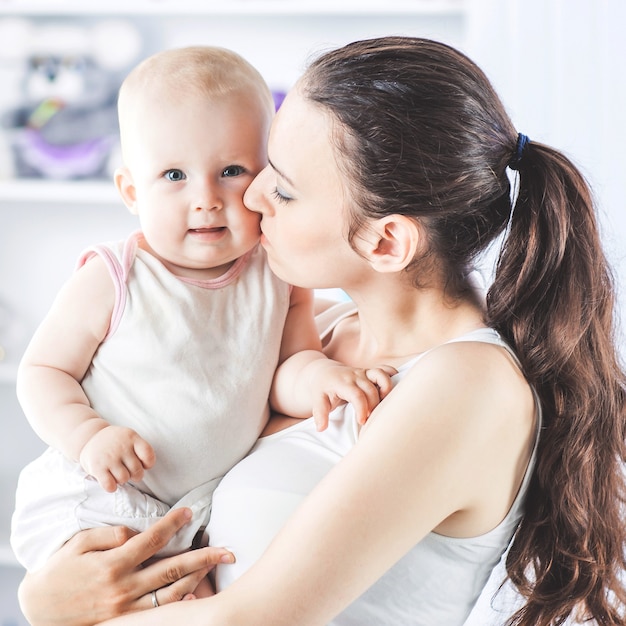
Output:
[
  {"xmin": 16, "ymin": 256, "xmax": 155, "ymax": 492},
  {"xmin": 271, "ymin": 288, "xmax": 396, "ymax": 431}
]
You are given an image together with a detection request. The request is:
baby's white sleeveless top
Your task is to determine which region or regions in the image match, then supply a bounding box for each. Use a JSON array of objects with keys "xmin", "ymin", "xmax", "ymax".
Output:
[
  {"xmin": 208, "ymin": 302, "xmax": 541, "ymax": 625},
  {"xmin": 79, "ymin": 231, "xmax": 290, "ymax": 506}
]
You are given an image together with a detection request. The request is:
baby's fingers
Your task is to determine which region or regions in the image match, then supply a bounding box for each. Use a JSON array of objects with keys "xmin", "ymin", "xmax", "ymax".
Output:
[
  {"xmin": 121, "ymin": 439, "xmax": 156, "ymax": 483},
  {"xmin": 120, "ymin": 453, "xmax": 146, "ymax": 483},
  {"xmin": 365, "ymin": 365, "xmax": 398, "ymax": 399},
  {"xmin": 93, "ymin": 468, "xmax": 119, "ymax": 493},
  {"xmin": 134, "ymin": 437, "xmax": 156, "ymax": 470},
  {"xmin": 312, "ymin": 396, "xmax": 332, "ymax": 432},
  {"xmin": 348, "ymin": 382, "xmax": 380, "ymax": 426},
  {"xmin": 352, "ymin": 366, "xmax": 398, "ymax": 425}
]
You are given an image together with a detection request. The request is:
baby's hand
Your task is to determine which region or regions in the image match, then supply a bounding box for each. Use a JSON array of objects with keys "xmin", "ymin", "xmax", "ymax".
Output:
[
  {"xmin": 79, "ymin": 425, "xmax": 156, "ymax": 492},
  {"xmin": 310, "ymin": 363, "xmax": 397, "ymax": 432}
]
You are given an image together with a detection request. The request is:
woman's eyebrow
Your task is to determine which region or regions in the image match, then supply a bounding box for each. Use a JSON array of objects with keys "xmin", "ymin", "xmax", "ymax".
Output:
[{"xmin": 268, "ymin": 158, "xmax": 295, "ymax": 187}]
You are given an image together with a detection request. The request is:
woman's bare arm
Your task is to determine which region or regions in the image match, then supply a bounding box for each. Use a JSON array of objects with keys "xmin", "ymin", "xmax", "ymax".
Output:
[{"xmin": 100, "ymin": 342, "xmax": 535, "ymax": 626}]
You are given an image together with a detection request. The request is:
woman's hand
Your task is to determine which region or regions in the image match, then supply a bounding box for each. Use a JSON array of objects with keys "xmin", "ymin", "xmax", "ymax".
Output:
[{"xmin": 18, "ymin": 508, "xmax": 234, "ymax": 626}]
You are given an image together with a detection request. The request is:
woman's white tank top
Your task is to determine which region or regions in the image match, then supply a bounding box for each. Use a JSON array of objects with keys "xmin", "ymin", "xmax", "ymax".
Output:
[{"xmin": 208, "ymin": 302, "xmax": 541, "ymax": 625}]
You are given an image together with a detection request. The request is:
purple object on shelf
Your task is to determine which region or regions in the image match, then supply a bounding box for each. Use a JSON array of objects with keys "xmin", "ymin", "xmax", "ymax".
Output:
[{"xmin": 14, "ymin": 128, "xmax": 116, "ymax": 180}]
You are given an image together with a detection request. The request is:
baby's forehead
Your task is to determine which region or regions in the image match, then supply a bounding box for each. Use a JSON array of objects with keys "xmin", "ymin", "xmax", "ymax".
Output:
[
  {"xmin": 123, "ymin": 80, "xmax": 269, "ymax": 120},
  {"xmin": 120, "ymin": 88, "xmax": 269, "ymax": 164}
]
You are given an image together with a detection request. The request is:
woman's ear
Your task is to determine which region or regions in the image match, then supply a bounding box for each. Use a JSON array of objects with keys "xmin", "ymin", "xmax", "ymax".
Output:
[
  {"xmin": 114, "ymin": 167, "xmax": 138, "ymax": 214},
  {"xmin": 364, "ymin": 215, "xmax": 421, "ymax": 272}
]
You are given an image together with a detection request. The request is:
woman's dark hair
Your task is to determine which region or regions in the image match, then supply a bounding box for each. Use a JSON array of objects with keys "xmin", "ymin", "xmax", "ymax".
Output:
[{"xmin": 302, "ymin": 36, "xmax": 626, "ymax": 625}]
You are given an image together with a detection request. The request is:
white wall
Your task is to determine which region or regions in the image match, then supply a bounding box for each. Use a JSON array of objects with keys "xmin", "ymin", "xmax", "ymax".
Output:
[
  {"xmin": 162, "ymin": 13, "xmax": 465, "ymax": 93},
  {"xmin": 465, "ymin": 0, "xmax": 626, "ymax": 356}
]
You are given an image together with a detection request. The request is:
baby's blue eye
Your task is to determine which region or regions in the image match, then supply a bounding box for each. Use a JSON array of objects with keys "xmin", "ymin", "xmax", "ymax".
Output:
[
  {"xmin": 223, "ymin": 165, "xmax": 245, "ymax": 177},
  {"xmin": 165, "ymin": 169, "xmax": 186, "ymax": 182}
]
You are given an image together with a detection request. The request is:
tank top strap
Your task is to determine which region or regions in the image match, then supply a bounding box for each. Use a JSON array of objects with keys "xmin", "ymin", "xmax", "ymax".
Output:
[{"xmin": 315, "ymin": 301, "xmax": 358, "ymax": 343}]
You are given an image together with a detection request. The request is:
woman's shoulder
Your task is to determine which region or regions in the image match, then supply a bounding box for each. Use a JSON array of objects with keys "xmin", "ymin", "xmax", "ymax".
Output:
[
  {"xmin": 406, "ymin": 329, "xmax": 533, "ymax": 417},
  {"xmin": 366, "ymin": 326, "xmax": 536, "ymax": 474}
]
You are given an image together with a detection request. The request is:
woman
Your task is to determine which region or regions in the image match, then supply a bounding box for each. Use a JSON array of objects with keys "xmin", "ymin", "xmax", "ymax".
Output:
[{"xmin": 19, "ymin": 37, "xmax": 626, "ymax": 626}]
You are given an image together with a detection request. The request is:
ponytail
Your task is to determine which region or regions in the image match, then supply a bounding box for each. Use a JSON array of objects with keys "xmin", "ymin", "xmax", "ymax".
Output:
[
  {"xmin": 487, "ymin": 141, "xmax": 626, "ymax": 625},
  {"xmin": 303, "ymin": 36, "xmax": 626, "ymax": 623}
]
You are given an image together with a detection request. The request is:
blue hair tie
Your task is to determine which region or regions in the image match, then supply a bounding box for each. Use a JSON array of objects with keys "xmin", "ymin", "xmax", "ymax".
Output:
[{"xmin": 509, "ymin": 133, "xmax": 530, "ymax": 170}]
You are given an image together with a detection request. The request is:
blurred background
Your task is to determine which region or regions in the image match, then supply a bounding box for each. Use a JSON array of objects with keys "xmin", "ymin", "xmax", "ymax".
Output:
[{"xmin": 0, "ymin": 0, "xmax": 624, "ymax": 622}]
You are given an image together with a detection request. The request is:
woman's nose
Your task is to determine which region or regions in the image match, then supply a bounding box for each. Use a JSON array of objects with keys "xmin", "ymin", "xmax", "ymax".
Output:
[{"xmin": 244, "ymin": 166, "xmax": 272, "ymax": 216}]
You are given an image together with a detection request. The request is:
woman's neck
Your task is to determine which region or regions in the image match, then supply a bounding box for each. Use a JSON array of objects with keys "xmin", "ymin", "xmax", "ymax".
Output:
[{"xmin": 326, "ymin": 280, "xmax": 486, "ymax": 369}]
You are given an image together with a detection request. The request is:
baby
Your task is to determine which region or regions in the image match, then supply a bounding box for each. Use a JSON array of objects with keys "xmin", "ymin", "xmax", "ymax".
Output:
[{"xmin": 11, "ymin": 47, "xmax": 391, "ymax": 595}]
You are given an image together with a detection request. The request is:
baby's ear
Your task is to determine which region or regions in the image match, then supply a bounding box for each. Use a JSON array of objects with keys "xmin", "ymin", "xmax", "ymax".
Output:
[
  {"xmin": 365, "ymin": 215, "xmax": 421, "ymax": 273},
  {"xmin": 114, "ymin": 167, "xmax": 137, "ymax": 214}
]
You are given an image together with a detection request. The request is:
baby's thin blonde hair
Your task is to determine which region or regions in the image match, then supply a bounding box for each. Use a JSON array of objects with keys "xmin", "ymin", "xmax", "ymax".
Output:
[
  {"xmin": 117, "ymin": 46, "xmax": 274, "ymax": 160},
  {"xmin": 119, "ymin": 45, "xmax": 273, "ymax": 108}
]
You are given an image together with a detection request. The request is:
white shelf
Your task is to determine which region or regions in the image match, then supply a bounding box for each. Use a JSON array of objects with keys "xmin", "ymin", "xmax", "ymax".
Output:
[
  {"xmin": 0, "ymin": 179, "xmax": 120, "ymax": 205},
  {"xmin": 0, "ymin": 0, "xmax": 465, "ymax": 16}
]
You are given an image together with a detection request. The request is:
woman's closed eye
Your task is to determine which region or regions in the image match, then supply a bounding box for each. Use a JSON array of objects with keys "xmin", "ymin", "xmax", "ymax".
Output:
[
  {"xmin": 163, "ymin": 169, "xmax": 186, "ymax": 182},
  {"xmin": 271, "ymin": 186, "xmax": 293, "ymax": 204}
]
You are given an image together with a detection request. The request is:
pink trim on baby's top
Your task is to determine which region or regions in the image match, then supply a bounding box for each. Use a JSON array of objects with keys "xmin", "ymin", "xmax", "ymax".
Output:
[
  {"xmin": 175, "ymin": 246, "xmax": 256, "ymax": 289},
  {"xmin": 75, "ymin": 234, "xmax": 137, "ymax": 341}
]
